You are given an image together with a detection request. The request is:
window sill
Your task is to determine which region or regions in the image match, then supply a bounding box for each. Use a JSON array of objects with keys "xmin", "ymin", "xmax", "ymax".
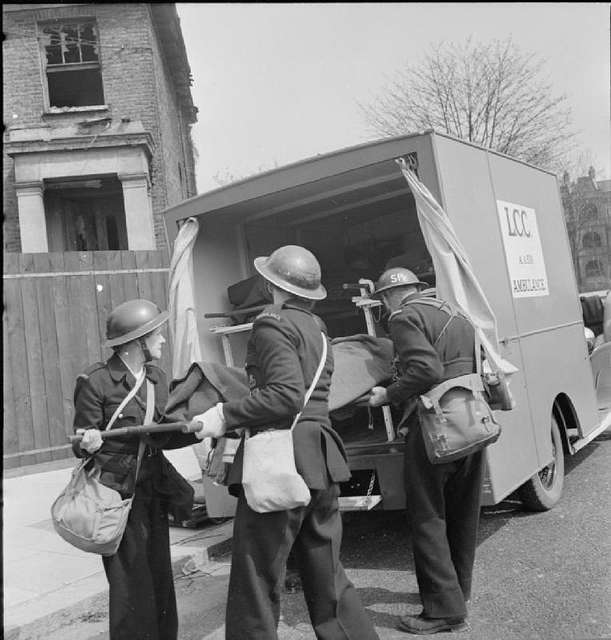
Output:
[{"xmin": 43, "ymin": 105, "xmax": 109, "ymax": 116}]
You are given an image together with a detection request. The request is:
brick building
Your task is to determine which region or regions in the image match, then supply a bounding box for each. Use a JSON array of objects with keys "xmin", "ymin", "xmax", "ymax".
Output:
[
  {"xmin": 560, "ymin": 167, "xmax": 611, "ymax": 293},
  {"xmin": 3, "ymin": 2, "xmax": 198, "ymax": 253},
  {"xmin": 2, "ymin": 3, "xmax": 198, "ymax": 467}
]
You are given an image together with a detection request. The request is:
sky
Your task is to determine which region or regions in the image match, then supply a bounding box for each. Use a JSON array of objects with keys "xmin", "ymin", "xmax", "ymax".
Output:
[{"xmin": 176, "ymin": 2, "xmax": 611, "ymax": 193}]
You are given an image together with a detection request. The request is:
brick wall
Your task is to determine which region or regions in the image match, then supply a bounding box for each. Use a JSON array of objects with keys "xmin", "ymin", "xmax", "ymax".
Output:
[
  {"xmin": 2, "ymin": 3, "xmax": 197, "ymax": 254},
  {"xmin": 147, "ymin": 5, "xmax": 197, "ymax": 244}
]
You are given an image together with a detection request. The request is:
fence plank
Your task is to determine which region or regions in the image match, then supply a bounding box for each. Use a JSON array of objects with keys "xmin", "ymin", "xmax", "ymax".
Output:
[
  {"xmin": 151, "ymin": 250, "xmax": 169, "ymax": 308},
  {"xmin": 120, "ymin": 251, "xmax": 139, "ymax": 300},
  {"xmin": 33, "ymin": 253, "xmax": 66, "ymax": 461},
  {"xmin": 48, "ymin": 253, "xmax": 76, "ymax": 449},
  {"xmin": 135, "ymin": 251, "xmax": 155, "ymax": 303},
  {"xmin": 106, "ymin": 251, "xmax": 127, "ymax": 311},
  {"xmin": 93, "ymin": 252, "xmax": 116, "ymax": 362},
  {"xmin": 64, "ymin": 252, "xmax": 102, "ymax": 372},
  {"xmin": 4, "ymin": 252, "xmax": 20, "ymax": 275},
  {"xmin": 20, "ymin": 254, "xmax": 52, "ymax": 464},
  {"xmin": 3, "ymin": 273, "xmax": 33, "ymax": 468},
  {"xmin": 3, "ymin": 290, "xmax": 19, "ymax": 460}
]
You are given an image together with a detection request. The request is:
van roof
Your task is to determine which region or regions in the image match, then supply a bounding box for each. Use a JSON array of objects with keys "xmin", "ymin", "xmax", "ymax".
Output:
[{"xmin": 163, "ymin": 129, "xmax": 557, "ymax": 232}]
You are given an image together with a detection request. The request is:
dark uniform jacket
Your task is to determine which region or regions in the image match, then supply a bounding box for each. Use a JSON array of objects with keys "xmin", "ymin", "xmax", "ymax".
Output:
[
  {"xmin": 223, "ymin": 302, "xmax": 351, "ymax": 494},
  {"xmin": 385, "ymin": 294, "xmax": 476, "ymax": 424},
  {"xmin": 73, "ymin": 354, "xmax": 195, "ymax": 517}
]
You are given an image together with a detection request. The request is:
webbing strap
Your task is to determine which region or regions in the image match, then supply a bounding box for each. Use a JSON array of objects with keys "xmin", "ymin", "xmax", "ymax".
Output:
[
  {"xmin": 105, "ymin": 370, "xmax": 146, "ymax": 431},
  {"xmin": 408, "ymin": 297, "xmax": 485, "ymax": 414},
  {"xmin": 401, "ymin": 296, "xmax": 482, "ymax": 374},
  {"xmin": 290, "ymin": 332, "xmax": 328, "ymax": 431}
]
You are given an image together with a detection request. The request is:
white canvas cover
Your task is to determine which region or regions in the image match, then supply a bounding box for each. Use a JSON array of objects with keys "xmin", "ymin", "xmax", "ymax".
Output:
[
  {"xmin": 168, "ymin": 217, "xmax": 202, "ymax": 379},
  {"xmin": 167, "ymin": 216, "xmax": 212, "ymax": 470},
  {"xmin": 396, "ymin": 158, "xmax": 517, "ymax": 377}
]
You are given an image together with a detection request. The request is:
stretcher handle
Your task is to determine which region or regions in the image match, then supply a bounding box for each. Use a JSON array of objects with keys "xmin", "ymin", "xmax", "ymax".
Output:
[
  {"xmin": 342, "ymin": 282, "xmax": 364, "ymax": 291},
  {"xmin": 69, "ymin": 421, "xmax": 195, "ymax": 443},
  {"xmin": 204, "ymin": 304, "xmax": 266, "ymax": 319}
]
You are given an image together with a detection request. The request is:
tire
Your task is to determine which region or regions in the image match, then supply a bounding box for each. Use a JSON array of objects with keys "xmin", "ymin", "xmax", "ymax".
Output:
[{"xmin": 518, "ymin": 415, "xmax": 565, "ymax": 511}]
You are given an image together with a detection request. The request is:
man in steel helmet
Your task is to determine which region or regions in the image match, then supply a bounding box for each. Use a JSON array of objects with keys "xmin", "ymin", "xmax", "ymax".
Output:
[
  {"xmin": 73, "ymin": 298, "xmax": 196, "ymax": 640},
  {"xmin": 369, "ymin": 268, "xmax": 483, "ymax": 635},
  {"xmin": 190, "ymin": 245, "xmax": 379, "ymax": 640}
]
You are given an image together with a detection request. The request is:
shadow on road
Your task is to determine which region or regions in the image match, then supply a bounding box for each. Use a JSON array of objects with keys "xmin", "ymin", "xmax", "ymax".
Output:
[
  {"xmin": 282, "ymin": 585, "xmax": 418, "ymax": 632},
  {"xmin": 336, "ymin": 431, "xmax": 608, "ymax": 571}
]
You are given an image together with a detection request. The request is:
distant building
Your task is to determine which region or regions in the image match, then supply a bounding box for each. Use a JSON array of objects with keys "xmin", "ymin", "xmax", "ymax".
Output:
[
  {"xmin": 3, "ymin": 3, "xmax": 198, "ymax": 254},
  {"xmin": 560, "ymin": 167, "xmax": 611, "ymax": 293}
]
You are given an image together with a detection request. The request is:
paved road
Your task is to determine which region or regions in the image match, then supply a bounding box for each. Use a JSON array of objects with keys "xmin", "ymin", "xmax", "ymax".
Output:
[{"xmin": 41, "ymin": 430, "xmax": 611, "ymax": 640}]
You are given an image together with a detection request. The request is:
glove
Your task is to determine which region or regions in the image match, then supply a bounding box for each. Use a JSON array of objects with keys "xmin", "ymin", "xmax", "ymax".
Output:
[
  {"xmin": 368, "ymin": 386, "xmax": 389, "ymax": 407},
  {"xmin": 189, "ymin": 403, "xmax": 227, "ymax": 440},
  {"xmin": 77, "ymin": 428, "xmax": 103, "ymax": 454}
]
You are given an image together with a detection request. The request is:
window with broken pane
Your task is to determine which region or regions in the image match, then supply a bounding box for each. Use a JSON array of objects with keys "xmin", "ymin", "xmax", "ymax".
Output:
[{"xmin": 39, "ymin": 21, "xmax": 105, "ymax": 108}]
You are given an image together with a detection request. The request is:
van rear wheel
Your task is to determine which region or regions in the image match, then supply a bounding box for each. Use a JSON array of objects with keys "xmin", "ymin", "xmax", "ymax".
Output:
[{"xmin": 518, "ymin": 415, "xmax": 565, "ymax": 511}]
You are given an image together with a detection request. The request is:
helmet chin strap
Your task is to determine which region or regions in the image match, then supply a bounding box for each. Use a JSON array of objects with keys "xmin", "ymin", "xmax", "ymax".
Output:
[{"xmin": 138, "ymin": 336, "xmax": 153, "ymax": 363}]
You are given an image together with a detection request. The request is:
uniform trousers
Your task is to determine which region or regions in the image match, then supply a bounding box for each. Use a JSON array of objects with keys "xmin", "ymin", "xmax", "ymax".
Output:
[
  {"xmin": 225, "ymin": 484, "xmax": 379, "ymax": 640},
  {"xmin": 102, "ymin": 472, "xmax": 177, "ymax": 640},
  {"xmin": 404, "ymin": 415, "xmax": 484, "ymax": 620}
]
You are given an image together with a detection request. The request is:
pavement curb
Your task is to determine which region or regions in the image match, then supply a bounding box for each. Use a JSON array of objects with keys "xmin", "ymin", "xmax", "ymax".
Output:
[
  {"xmin": 4, "ymin": 521, "xmax": 234, "ymax": 640},
  {"xmin": 170, "ymin": 520, "xmax": 234, "ymax": 576}
]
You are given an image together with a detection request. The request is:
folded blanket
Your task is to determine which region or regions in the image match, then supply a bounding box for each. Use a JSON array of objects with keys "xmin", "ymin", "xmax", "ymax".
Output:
[
  {"xmin": 329, "ymin": 335, "xmax": 394, "ymax": 412},
  {"xmin": 164, "ymin": 361, "xmax": 249, "ymax": 423}
]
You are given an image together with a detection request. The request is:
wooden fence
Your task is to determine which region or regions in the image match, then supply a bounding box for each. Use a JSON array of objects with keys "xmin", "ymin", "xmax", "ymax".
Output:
[{"xmin": 3, "ymin": 250, "xmax": 171, "ymax": 469}]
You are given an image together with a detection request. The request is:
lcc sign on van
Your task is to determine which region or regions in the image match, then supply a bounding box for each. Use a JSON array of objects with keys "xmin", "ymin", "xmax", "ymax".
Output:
[{"xmin": 497, "ymin": 200, "xmax": 549, "ymax": 298}]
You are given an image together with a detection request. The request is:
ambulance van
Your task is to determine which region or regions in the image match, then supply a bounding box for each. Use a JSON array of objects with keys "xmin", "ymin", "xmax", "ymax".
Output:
[{"xmin": 163, "ymin": 130, "xmax": 610, "ymax": 513}]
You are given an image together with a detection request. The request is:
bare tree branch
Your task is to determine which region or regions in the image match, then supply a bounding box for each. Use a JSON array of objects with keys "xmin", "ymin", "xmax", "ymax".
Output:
[{"xmin": 360, "ymin": 37, "xmax": 575, "ymax": 171}]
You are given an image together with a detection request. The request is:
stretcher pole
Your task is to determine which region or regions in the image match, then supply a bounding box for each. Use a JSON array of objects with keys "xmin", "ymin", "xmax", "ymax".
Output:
[
  {"xmin": 69, "ymin": 421, "xmax": 196, "ymax": 443},
  {"xmin": 346, "ymin": 279, "xmax": 396, "ymax": 442}
]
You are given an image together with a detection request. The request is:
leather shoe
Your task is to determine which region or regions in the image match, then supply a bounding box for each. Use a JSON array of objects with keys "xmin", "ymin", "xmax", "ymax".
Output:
[{"xmin": 397, "ymin": 613, "xmax": 468, "ymax": 635}]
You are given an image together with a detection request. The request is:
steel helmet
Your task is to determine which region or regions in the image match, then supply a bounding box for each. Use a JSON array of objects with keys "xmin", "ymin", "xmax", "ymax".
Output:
[
  {"xmin": 105, "ymin": 299, "xmax": 169, "ymax": 348},
  {"xmin": 372, "ymin": 267, "xmax": 428, "ymax": 298},
  {"xmin": 254, "ymin": 245, "xmax": 327, "ymax": 301}
]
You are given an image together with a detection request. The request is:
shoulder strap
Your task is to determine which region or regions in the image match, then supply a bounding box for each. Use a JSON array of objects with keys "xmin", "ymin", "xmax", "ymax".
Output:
[
  {"xmin": 105, "ymin": 370, "xmax": 146, "ymax": 431},
  {"xmin": 390, "ymin": 297, "xmax": 460, "ymax": 348},
  {"xmin": 133, "ymin": 379, "xmax": 155, "ymax": 488},
  {"xmin": 290, "ymin": 332, "xmax": 328, "ymax": 431},
  {"xmin": 402, "ymin": 296, "xmax": 483, "ymax": 373}
]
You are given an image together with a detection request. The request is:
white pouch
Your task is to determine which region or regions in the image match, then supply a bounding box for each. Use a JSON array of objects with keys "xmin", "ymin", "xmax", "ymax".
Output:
[{"xmin": 242, "ymin": 333, "xmax": 327, "ymax": 513}]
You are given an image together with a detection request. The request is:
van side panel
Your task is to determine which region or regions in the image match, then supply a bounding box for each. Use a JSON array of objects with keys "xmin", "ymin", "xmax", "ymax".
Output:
[
  {"xmin": 485, "ymin": 153, "xmax": 599, "ymax": 440},
  {"xmin": 430, "ymin": 134, "xmax": 542, "ymax": 504}
]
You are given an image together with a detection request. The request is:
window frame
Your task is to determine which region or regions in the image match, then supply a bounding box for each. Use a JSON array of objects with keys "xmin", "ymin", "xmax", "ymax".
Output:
[{"xmin": 38, "ymin": 18, "xmax": 107, "ymax": 111}]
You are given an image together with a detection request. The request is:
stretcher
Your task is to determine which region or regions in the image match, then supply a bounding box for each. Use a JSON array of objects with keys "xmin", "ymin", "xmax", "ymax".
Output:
[{"xmin": 205, "ymin": 279, "xmax": 390, "ymax": 512}]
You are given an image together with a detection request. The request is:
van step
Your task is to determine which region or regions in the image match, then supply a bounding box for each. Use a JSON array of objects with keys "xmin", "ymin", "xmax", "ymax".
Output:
[{"xmin": 338, "ymin": 495, "xmax": 383, "ymax": 511}]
